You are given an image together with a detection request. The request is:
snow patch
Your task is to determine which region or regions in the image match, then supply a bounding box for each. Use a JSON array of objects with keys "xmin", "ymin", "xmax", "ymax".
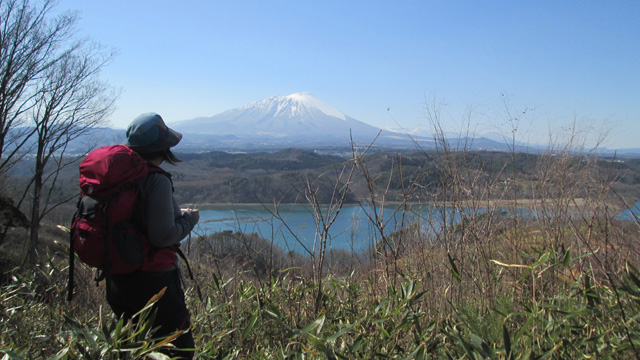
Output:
[
  {"xmin": 241, "ymin": 92, "xmax": 347, "ymax": 121},
  {"xmin": 286, "ymin": 92, "xmax": 346, "ymax": 120}
]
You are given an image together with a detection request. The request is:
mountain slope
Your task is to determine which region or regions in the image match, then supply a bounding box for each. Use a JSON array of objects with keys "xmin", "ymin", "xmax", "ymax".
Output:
[
  {"xmin": 172, "ymin": 92, "xmax": 383, "ymax": 142},
  {"xmin": 167, "ymin": 92, "xmax": 522, "ymax": 152}
]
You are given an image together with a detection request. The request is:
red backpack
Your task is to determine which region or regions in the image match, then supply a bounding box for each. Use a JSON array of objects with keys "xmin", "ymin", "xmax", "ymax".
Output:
[{"xmin": 68, "ymin": 145, "xmax": 176, "ymax": 300}]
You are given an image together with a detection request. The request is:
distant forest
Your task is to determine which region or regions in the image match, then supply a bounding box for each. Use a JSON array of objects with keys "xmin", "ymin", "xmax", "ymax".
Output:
[
  {"xmin": 172, "ymin": 148, "xmax": 640, "ymax": 206},
  {"xmin": 7, "ymin": 147, "xmax": 640, "ymax": 209}
]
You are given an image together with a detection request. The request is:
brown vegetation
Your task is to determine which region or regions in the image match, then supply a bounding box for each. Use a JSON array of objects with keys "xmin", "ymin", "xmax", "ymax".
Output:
[{"xmin": 2, "ymin": 116, "xmax": 640, "ymax": 357}]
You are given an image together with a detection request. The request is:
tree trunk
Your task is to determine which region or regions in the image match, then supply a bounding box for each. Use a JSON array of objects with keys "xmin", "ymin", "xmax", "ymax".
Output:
[{"xmin": 24, "ymin": 154, "xmax": 44, "ymax": 266}]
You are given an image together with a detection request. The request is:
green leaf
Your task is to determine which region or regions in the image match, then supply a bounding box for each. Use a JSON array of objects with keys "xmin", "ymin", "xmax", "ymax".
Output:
[
  {"xmin": 326, "ymin": 322, "xmax": 357, "ymax": 344},
  {"xmin": 414, "ymin": 290, "xmax": 430, "ymax": 302},
  {"xmin": 625, "ymin": 263, "xmax": 640, "ymax": 291},
  {"xmin": 537, "ymin": 341, "xmax": 562, "ymax": 360},
  {"xmin": 56, "ymin": 225, "xmax": 71, "ymax": 233},
  {"xmin": 307, "ymin": 333, "xmax": 327, "ymax": 352},
  {"xmin": 470, "ymin": 333, "xmax": 495, "ymax": 359},
  {"xmin": 300, "ymin": 315, "xmax": 326, "ymax": 336},
  {"xmin": 561, "ymin": 244, "xmax": 571, "ymax": 267},
  {"xmin": 532, "ymin": 251, "xmax": 550, "ymax": 269},
  {"xmin": 514, "ymin": 315, "xmax": 534, "ymax": 344},
  {"xmin": 454, "ymin": 331, "xmax": 476, "ymax": 359},
  {"xmin": 113, "ymin": 317, "xmax": 125, "ymax": 340},
  {"xmin": 448, "ymin": 253, "xmax": 462, "ymax": 283},
  {"xmin": 195, "ymin": 283, "xmax": 204, "ymax": 302},
  {"xmin": 404, "ymin": 345, "xmax": 425, "ymax": 360},
  {"xmin": 47, "ymin": 347, "xmax": 69, "ymax": 360},
  {"xmin": 100, "ymin": 309, "xmax": 112, "ymax": 343},
  {"xmin": 242, "ymin": 310, "xmax": 259, "ymax": 340},
  {"xmin": 503, "ymin": 324, "xmax": 513, "ymax": 360},
  {"xmin": 211, "ymin": 272, "xmax": 221, "ymax": 291},
  {"xmin": 1, "ymin": 350, "xmax": 25, "ymax": 359},
  {"xmin": 352, "ymin": 334, "xmax": 364, "ymax": 353},
  {"xmin": 265, "ymin": 303, "xmax": 283, "ymax": 321},
  {"xmin": 145, "ymin": 352, "xmax": 172, "ymax": 360}
]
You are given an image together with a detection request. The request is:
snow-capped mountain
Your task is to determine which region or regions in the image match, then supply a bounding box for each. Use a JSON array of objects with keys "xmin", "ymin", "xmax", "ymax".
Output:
[
  {"xmin": 44, "ymin": 93, "xmax": 632, "ymax": 154},
  {"xmin": 165, "ymin": 92, "xmax": 517, "ymax": 152},
  {"xmin": 172, "ymin": 92, "xmax": 384, "ymax": 142}
]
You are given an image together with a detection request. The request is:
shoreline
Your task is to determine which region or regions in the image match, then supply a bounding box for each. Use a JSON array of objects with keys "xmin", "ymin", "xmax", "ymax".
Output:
[{"xmin": 183, "ymin": 198, "xmax": 591, "ymax": 209}]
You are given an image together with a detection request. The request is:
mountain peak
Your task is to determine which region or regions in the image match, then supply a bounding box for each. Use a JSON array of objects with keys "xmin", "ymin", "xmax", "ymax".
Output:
[
  {"xmin": 171, "ymin": 92, "xmax": 384, "ymax": 143},
  {"xmin": 249, "ymin": 92, "xmax": 347, "ymax": 121}
]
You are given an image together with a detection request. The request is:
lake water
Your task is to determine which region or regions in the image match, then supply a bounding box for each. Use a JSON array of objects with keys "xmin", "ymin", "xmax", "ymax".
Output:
[
  {"xmin": 192, "ymin": 204, "xmax": 456, "ymax": 253},
  {"xmin": 192, "ymin": 200, "xmax": 640, "ymax": 253},
  {"xmin": 617, "ymin": 200, "xmax": 640, "ymax": 222}
]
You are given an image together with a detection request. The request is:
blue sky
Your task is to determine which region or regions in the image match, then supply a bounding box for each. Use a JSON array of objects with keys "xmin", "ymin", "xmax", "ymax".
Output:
[{"xmin": 56, "ymin": 0, "xmax": 639, "ymax": 149}]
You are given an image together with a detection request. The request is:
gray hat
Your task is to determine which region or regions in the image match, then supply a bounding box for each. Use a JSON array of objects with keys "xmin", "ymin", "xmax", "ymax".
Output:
[{"xmin": 126, "ymin": 113, "xmax": 182, "ymax": 152}]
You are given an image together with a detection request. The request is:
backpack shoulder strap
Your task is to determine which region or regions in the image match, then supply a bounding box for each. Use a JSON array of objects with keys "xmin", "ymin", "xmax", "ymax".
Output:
[
  {"xmin": 147, "ymin": 163, "xmax": 174, "ymax": 190},
  {"xmin": 132, "ymin": 164, "xmax": 173, "ymax": 234},
  {"xmin": 147, "ymin": 163, "xmax": 171, "ymax": 178},
  {"xmin": 68, "ymin": 196, "xmax": 80, "ymax": 301}
]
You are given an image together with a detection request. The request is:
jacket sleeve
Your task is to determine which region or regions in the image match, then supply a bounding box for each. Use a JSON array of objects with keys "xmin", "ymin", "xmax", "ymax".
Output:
[{"xmin": 144, "ymin": 172, "xmax": 198, "ymax": 247}]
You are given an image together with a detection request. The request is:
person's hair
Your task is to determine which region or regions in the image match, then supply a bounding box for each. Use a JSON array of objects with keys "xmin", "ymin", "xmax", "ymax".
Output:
[{"xmin": 135, "ymin": 148, "xmax": 181, "ymax": 165}]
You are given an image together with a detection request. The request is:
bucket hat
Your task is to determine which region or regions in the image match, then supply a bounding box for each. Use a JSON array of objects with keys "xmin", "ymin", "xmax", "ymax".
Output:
[{"xmin": 126, "ymin": 113, "xmax": 182, "ymax": 152}]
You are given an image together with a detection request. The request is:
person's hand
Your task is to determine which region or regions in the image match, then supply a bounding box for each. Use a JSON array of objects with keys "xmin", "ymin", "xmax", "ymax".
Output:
[{"xmin": 182, "ymin": 208, "xmax": 200, "ymax": 224}]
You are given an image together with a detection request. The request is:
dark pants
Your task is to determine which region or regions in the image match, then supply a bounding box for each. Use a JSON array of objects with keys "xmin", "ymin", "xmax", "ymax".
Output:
[{"xmin": 107, "ymin": 269, "xmax": 194, "ymax": 358}]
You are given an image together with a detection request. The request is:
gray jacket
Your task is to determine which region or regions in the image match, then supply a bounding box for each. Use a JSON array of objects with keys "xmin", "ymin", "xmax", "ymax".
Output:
[{"xmin": 144, "ymin": 172, "xmax": 198, "ymax": 247}]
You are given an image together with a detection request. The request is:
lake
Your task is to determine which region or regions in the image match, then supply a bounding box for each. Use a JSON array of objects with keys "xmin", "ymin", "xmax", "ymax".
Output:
[
  {"xmin": 617, "ymin": 200, "xmax": 640, "ymax": 222},
  {"xmin": 192, "ymin": 204, "xmax": 458, "ymax": 253},
  {"xmin": 192, "ymin": 200, "xmax": 640, "ymax": 254}
]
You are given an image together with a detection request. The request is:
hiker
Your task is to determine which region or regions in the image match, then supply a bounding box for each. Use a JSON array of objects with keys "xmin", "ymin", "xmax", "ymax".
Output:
[{"xmin": 107, "ymin": 112, "xmax": 199, "ymax": 357}]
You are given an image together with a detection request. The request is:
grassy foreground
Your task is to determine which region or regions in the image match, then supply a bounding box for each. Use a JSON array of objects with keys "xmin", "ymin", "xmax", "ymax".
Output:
[
  {"xmin": 2, "ymin": 216, "xmax": 640, "ymax": 359},
  {"xmin": 2, "ymin": 140, "xmax": 640, "ymax": 358}
]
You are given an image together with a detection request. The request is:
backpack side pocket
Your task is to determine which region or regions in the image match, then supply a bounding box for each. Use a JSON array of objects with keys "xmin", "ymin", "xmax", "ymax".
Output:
[
  {"xmin": 73, "ymin": 196, "xmax": 105, "ymax": 268},
  {"xmin": 111, "ymin": 221, "xmax": 144, "ymax": 271}
]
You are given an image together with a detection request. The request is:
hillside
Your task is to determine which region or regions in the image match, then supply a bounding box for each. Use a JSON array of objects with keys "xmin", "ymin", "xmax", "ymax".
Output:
[
  {"xmin": 3, "ymin": 146, "xmax": 640, "ymax": 358},
  {"xmin": 7, "ymin": 147, "xmax": 640, "ymax": 210},
  {"xmin": 169, "ymin": 148, "xmax": 640, "ymax": 206}
]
